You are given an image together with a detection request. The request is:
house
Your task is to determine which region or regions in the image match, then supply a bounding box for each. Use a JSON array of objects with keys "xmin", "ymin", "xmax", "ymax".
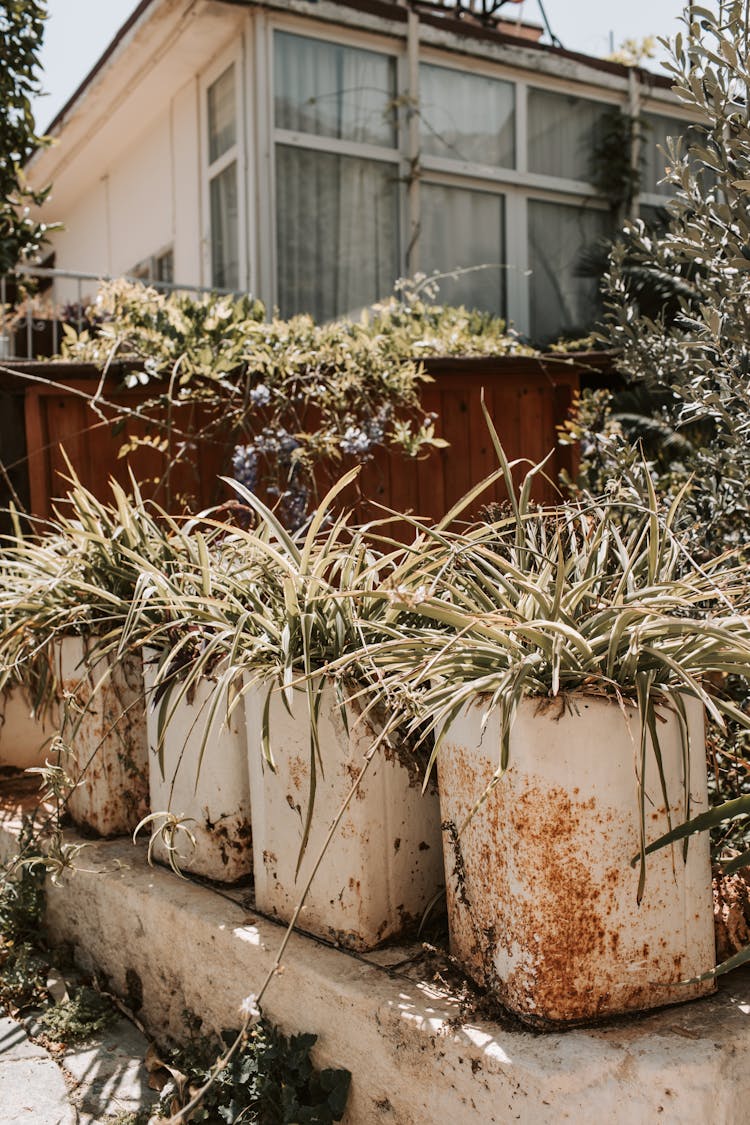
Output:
[{"xmin": 28, "ymin": 0, "xmax": 689, "ymax": 344}]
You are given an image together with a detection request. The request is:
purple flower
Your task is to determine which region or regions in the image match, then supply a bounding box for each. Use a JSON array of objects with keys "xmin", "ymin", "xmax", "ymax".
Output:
[
  {"xmin": 232, "ymin": 444, "xmax": 258, "ymax": 494},
  {"xmin": 250, "ymin": 384, "xmax": 271, "ymax": 407},
  {"xmin": 340, "ymin": 426, "xmax": 372, "ymax": 456}
]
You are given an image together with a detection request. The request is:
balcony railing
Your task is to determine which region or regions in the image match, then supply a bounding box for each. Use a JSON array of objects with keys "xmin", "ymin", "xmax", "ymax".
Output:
[
  {"xmin": 416, "ymin": 0, "xmax": 525, "ymax": 17},
  {"xmin": 0, "ymin": 266, "xmax": 232, "ymax": 362}
]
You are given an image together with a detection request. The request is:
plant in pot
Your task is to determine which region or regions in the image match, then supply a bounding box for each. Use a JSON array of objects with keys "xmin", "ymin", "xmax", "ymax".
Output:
[
  {"xmin": 188, "ymin": 468, "xmax": 446, "ymax": 951},
  {"xmin": 0, "ymin": 537, "xmax": 59, "ymax": 772},
  {"xmin": 353, "ymin": 423, "xmax": 750, "ymax": 1025},
  {"xmin": 0, "ymin": 473, "xmax": 205, "ymax": 837},
  {"xmin": 132, "ymin": 524, "xmax": 259, "ymax": 884}
]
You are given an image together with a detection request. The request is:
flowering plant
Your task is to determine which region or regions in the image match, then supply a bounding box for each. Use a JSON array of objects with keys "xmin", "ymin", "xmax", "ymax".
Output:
[{"xmin": 60, "ymin": 275, "xmax": 529, "ymax": 525}]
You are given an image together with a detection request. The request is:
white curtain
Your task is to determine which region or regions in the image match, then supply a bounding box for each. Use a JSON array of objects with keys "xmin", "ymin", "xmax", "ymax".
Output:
[
  {"xmin": 276, "ymin": 146, "xmax": 398, "ymax": 321},
  {"xmin": 274, "ymin": 32, "xmax": 395, "ymax": 147},
  {"xmin": 420, "ymin": 183, "xmax": 506, "ymax": 314},
  {"xmin": 527, "ymin": 88, "xmax": 606, "ymax": 182},
  {"xmin": 207, "ymin": 65, "xmax": 236, "ymax": 163},
  {"xmin": 528, "ymin": 199, "xmax": 609, "ymax": 343},
  {"xmin": 210, "ymin": 162, "xmax": 239, "ymax": 290},
  {"xmin": 419, "ymin": 64, "xmax": 515, "ymax": 168}
]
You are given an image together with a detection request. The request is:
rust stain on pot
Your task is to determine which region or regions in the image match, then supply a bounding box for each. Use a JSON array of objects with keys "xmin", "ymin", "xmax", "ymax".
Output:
[
  {"xmin": 60, "ymin": 646, "xmax": 150, "ymax": 838},
  {"xmin": 345, "ymin": 761, "xmax": 367, "ymax": 799},
  {"xmin": 438, "ymin": 724, "xmax": 714, "ymax": 1027}
]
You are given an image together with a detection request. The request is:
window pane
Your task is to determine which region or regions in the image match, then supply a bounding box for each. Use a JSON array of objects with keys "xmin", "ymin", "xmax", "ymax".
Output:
[
  {"xmin": 528, "ymin": 88, "xmax": 609, "ymax": 181},
  {"xmin": 274, "ymin": 32, "xmax": 396, "ymax": 147},
  {"xmin": 155, "ymin": 249, "xmax": 174, "ymax": 284},
  {"xmin": 276, "ymin": 146, "xmax": 399, "ymax": 322},
  {"xmin": 208, "ymin": 65, "xmax": 236, "ymax": 164},
  {"xmin": 210, "ymin": 162, "xmax": 239, "ymax": 289},
  {"xmin": 420, "ymin": 183, "xmax": 505, "ymax": 314},
  {"xmin": 419, "ymin": 65, "xmax": 515, "ymax": 168},
  {"xmin": 528, "ymin": 200, "xmax": 609, "ymax": 344}
]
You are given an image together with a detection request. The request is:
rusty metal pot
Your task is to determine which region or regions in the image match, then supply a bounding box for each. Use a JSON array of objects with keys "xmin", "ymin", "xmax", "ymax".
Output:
[{"xmin": 437, "ymin": 692, "xmax": 716, "ymax": 1026}]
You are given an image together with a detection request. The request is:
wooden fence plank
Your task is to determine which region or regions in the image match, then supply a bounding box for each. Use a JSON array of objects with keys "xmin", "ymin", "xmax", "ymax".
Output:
[{"xmin": 16, "ymin": 358, "xmax": 586, "ymax": 526}]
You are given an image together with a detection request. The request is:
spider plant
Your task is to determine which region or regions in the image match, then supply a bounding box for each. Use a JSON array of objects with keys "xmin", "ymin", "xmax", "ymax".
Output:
[
  {"xmin": 344, "ymin": 410, "xmax": 750, "ymax": 894},
  {"xmin": 0, "ymin": 473, "xmax": 192, "ymax": 670},
  {"xmin": 133, "ymin": 468, "xmax": 412, "ymax": 858},
  {"xmin": 0, "ymin": 469, "xmax": 234, "ymax": 830}
]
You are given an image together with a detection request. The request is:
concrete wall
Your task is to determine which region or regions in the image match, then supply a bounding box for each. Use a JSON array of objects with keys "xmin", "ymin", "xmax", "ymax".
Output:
[
  {"xmin": 48, "ymin": 86, "xmax": 201, "ymax": 293},
  {"xmin": 108, "ymin": 107, "xmax": 175, "ymax": 276}
]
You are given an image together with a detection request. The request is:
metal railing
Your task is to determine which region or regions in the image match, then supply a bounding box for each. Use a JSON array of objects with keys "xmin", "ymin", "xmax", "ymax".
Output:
[
  {"xmin": 413, "ymin": 0, "xmax": 530, "ymax": 23},
  {"xmin": 0, "ymin": 266, "xmax": 232, "ymax": 362}
]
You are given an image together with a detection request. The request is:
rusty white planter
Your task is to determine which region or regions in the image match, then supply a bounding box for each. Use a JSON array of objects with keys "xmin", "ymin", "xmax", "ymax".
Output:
[
  {"xmin": 244, "ymin": 679, "xmax": 444, "ymax": 951},
  {"xmin": 143, "ymin": 661, "xmax": 252, "ymax": 883},
  {"xmin": 0, "ymin": 684, "xmax": 58, "ymax": 771},
  {"xmin": 56, "ymin": 636, "xmax": 149, "ymax": 838},
  {"xmin": 437, "ymin": 693, "xmax": 716, "ymax": 1027}
]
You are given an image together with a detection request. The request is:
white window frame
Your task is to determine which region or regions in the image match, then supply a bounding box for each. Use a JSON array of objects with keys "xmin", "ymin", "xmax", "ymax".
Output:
[
  {"xmin": 252, "ymin": 13, "xmax": 692, "ymax": 336},
  {"xmin": 200, "ymin": 44, "xmax": 248, "ymax": 292},
  {"xmin": 266, "ymin": 18, "xmax": 404, "ymax": 315}
]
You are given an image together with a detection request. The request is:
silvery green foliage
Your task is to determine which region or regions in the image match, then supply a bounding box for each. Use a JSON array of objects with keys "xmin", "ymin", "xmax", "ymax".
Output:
[{"xmin": 602, "ymin": 1, "xmax": 750, "ymax": 554}]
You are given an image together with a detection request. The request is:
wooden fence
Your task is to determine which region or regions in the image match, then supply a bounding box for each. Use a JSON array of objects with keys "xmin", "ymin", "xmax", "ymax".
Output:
[{"xmin": 0, "ymin": 355, "xmax": 609, "ymax": 528}]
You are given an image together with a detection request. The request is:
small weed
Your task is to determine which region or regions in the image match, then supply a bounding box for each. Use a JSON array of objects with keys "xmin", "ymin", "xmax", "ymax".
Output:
[
  {"xmin": 36, "ymin": 984, "xmax": 117, "ymax": 1045},
  {"xmin": 0, "ymin": 824, "xmax": 49, "ymax": 1012},
  {"xmin": 154, "ymin": 1016, "xmax": 351, "ymax": 1124}
]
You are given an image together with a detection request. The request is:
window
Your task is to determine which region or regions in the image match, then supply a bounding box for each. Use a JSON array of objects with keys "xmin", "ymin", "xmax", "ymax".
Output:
[
  {"xmin": 130, "ymin": 247, "xmax": 174, "ymax": 286},
  {"xmin": 154, "ymin": 248, "xmax": 174, "ymax": 284},
  {"xmin": 420, "ymin": 184, "xmax": 506, "ymax": 314},
  {"xmin": 207, "ymin": 64, "xmax": 239, "ymax": 290},
  {"xmin": 419, "ymin": 65, "xmax": 515, "ymax": 168},
  {"xmin": 641, "ymin": 112, "xmax": 715, "ymax": 199},
  {"xmin": 276, "ymin": 147, "xmax": 399, "ymax": 321},
  {"xmin": 262, "ymin": 25, "xmax": 685, "ymax": 341},
  {"xmin": 273, "ymin": 33, "xmax": 399, "ymax": 321},
  {"xmin": 274, "ymin": 32, "xmax": 396, "ymax": 147},
  {"xmin": 208, "ymin": 66, "xmax": 237, "ymax": 162},
  {"xmin": 528, "ymin": 88, "xmax": 609, "ymax": 182},
  {"xmin": 528, "ymin": 200, "xmax": 610, "ymax": 343}
]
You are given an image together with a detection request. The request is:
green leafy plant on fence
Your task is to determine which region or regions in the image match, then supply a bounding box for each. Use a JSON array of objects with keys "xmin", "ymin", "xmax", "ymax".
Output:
[{"xmin": 59, "ymin": 274, "xmax": 535, "ymax": 524}]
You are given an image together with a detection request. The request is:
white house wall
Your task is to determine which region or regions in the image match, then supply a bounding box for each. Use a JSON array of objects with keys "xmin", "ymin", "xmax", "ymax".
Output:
[
  {"xmin": 47, "ymin": 183, "xmax": 110, "ymax": 306},
  {"xmin": 108, "ymin": 108, "xmax": 174, "ymax": 276},
  {"xmin": 32, "ymin": 0, "xmax": 248, "ymax": 294}
]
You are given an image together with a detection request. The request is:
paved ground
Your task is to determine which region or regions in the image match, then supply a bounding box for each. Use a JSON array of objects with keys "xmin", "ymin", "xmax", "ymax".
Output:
[{"xmin": 0, "ymin": 1012, "xmax": 158, "ymax": 1124}]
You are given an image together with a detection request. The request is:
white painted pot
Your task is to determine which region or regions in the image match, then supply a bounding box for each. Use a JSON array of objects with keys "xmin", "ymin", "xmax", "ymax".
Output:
[
  {"xmin": 56, "ymin": 636, "xmax": 149, "ymax": 838},
  {"xmin": 144, "ymin": 660, "xmax": 252, "ymax": 883},
  {"xmin": 244, "ymin": 678, "xmax": 444, "ymax": 951},
  {"xmin": 437, "ymin": 693, "xmax": 716, "ymax": 1026},
  {"xmin": 0, "ymin": 683, "xmax": 58, "ymax": 771}
]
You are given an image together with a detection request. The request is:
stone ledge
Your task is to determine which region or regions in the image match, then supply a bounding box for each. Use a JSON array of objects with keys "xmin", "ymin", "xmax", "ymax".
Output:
[{"xmin": 2, "ymin": 798, "xmax": 750, "ymax": 1124}]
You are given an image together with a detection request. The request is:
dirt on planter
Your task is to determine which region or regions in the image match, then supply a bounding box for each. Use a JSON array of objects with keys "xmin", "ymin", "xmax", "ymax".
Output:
[{"xmin": 713, "ymin": 864, "xmax": 750, "ymax": 962}]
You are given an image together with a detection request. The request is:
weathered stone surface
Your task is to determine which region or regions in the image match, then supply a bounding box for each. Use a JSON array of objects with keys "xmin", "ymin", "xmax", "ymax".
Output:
[
  {"xmin": 63, "ymin": 1015, "xmax": 158, "ymax": 1123},
  {"xmin": 0, "ymin": 1018, "xmax": 75, "ymax": 1125},
  {"xmin": 14, "ymin": 823, "xmax": 750, "ymax": 1125}
]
